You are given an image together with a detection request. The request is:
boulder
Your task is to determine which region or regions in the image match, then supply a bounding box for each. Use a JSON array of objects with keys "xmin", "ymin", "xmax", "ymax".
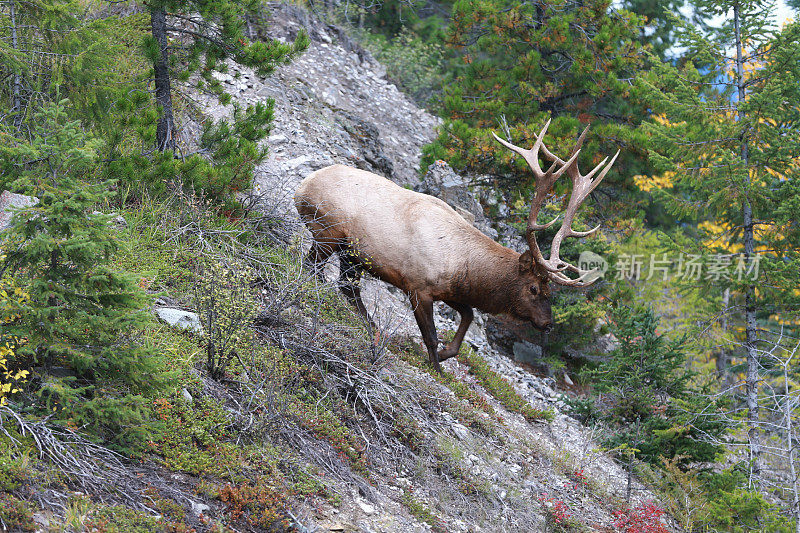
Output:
[
  {"xmin": 91, "ymin": 210, "xmax": 128, "ymax": 229},
  {"xmin": 513, "ymin": 340, "xmax": 543, "ymax": 365},
  {"xmin": 0, "ymin": 191, "xmax": 39, "ymax": 232},
  {"xmin": 155, "ymin": 307, "xmax": 204, "ymax": 334},
  {"xmin": 415, "ymin": 161, "xmax": 484, "ymax": 222},
  {"xmin": 190, "ymin": 501, "xmax": 210, "ymax": 517}
]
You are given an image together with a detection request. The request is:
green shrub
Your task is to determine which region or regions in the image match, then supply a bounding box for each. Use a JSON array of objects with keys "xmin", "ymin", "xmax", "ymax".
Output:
[
  {"xmin": 149, "ymin": 395, "xmax": 241, "ymax": 477},
  {"xmin": 194, "ymin": 257, "xmax": 258, "ymax": 380},
  {"xmin": 361, "ymin": 28, "xmax": 446, "ymax": 105},
  {"xmin": 0, "ymin": 493, "xmax": 35, "ymax": 532},
  {"xmin": 2, "ymin": 101, "xmax": 172, "ymax": 447}
]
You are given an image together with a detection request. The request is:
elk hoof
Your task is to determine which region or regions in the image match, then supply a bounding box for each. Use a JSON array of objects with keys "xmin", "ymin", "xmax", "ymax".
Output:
[{"xmin": 437, "ymin": 347, "xmax": 459, "ymax": 361}]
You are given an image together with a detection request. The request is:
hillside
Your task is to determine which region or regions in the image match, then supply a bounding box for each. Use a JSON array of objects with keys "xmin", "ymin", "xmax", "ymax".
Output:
[
  {"xmin": 0, "ymin": 3, "xmax": 672, "ymax": 533},
  {"xmin": 8, "ymin": 1, "xmax": 797, "ymax": 532}
]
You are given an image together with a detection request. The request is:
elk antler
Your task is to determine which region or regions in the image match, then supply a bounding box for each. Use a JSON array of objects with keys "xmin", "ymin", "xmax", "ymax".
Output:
[{"xmin": 492, "ymin": 120, "xmax": 619, "ymax": 287}]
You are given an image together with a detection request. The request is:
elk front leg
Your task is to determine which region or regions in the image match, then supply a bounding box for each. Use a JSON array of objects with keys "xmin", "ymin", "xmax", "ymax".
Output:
[
  {"xmin": 339, "ymin": 252, "xmax": 376, "ymax": 330},
  {"xmin": 438, "ymin": 301, "xmax": 473, "ymax": 361},
  {"xmin": 410, "ymin": 292, "xmax": 442, "ymax": 372}
]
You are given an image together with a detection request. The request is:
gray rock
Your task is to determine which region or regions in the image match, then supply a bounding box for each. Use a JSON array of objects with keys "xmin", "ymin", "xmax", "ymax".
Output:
[
  {"xmin": 497, "ymin": 202, "xmax": 510, "ymax": 218},
  {"xmin": 90, "ymin": 210, "xmax": 127, "ymax": 229},
  {"xmin": 285, "ymin": 155, "xmax": 313, "ymax": 170},
  {"xmin": 320, "ymin": 86, "xmax": 339, "ymax": 107},
  {"xmin": 597, "ymin": 332, "xmax": 619, "ymax": 353},
  {"xmin": 454, "ymin": 205, "xmax": 475, "ymax": 225},
  {"xmin": 415, "ymin": 161, "xmax": 484, "ymax": 223},
  {"xmin": 181, "ymin": 388, "xmax": 193, "ymax": 403},
  {"xmin": 0, "ymin": 190, "xmax": 38, "ymax": 232},
  {"xmin": 356, "ymin": 500, "xmax": 375, "ymax": 515},
  {"xmin": 155, "ymin": 307, "xmax": 204, "ymax": 334},
  {"xmin": 111, "ymin": 214, "xmax": 128, "ymax": 229},
  {"xmin": 337, "ymin": 112, "xmax": 394, "ymax": 178},
  {"xmin": 513, "ymin": 341, "xmax": 542, "ymax": 365},
  {"xmin": 191, "ymin": 501, "xmax": 210, "ymax": 517},
  {"xmin": 452, "ymin": 423, "xmax": 470, "ymax": 441},
  {"xmin": 317, "ymin": 29, "xmax": 332, "ymax": 44}
]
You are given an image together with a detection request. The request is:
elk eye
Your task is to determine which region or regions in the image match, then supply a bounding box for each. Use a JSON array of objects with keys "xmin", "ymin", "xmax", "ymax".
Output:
[{"xmin": 530, "ymin": 285, "xmax": 539, "ymax": 296}]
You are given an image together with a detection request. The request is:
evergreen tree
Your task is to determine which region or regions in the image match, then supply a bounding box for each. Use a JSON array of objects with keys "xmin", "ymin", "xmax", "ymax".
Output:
[
  {"xmin": 422, "ymin": 0, "xmax": 647, "ymax": 195},
  {"xmin": 143, "ymin": 0, "xmax": 308, "ymax": 151},
  {"xmin": 581, "ymin": 305, "xmax": 726, "ymax": 499},
  {"xmin": 0, "ymin": 101, "xmax": 170, "ymax": 445},
  {"xmin": 91, "ymin": 1, "xmax": 310, "ymax": 205},
  {"xmin": 0, "ymin": 1, "xmax": 81, "ymax": 133},
  {"xmin": 634, "ymin": 1, "xmax": 800, "ymax": 484},
  {"xmin": 621, "ymin": 0, "xmax": 685, "ymax": 58}
]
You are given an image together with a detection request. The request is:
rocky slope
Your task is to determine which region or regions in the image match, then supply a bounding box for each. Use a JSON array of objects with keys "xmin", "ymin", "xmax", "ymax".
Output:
[{"xmin": 178, "ymin": 4, "xmax": 670, "ymax": 531}]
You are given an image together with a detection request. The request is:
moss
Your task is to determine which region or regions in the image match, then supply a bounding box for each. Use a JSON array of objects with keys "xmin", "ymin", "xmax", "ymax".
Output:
[
  {"xmin": 401, "ymin": 493, "xmax": 447, "ymax": 533},
  {"xmin": 0, "ymin": 432, "xmax": 33, "ymax": 491},
  {"xmin": 459, "ymin": 347, "xmax": 554, "ymax": 423},
  {"xmin": 85, "ymin": 505, "xmax": 164, "ymax": 533}
]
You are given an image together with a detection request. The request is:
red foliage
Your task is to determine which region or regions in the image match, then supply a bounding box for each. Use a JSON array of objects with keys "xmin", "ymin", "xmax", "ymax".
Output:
[
  {"xmin": 538, "ymin": 493, "xmax": 572, "ymax": 525},
  {"xmin": 612, "ymin": 502, "xmax": 669, "ymax": 533}
]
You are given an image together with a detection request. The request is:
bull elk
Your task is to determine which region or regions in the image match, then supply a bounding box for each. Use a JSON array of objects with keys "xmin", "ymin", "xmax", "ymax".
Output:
[{"xmin": 295, "ymin": 120, "xmax": 618, "ymax": 372}]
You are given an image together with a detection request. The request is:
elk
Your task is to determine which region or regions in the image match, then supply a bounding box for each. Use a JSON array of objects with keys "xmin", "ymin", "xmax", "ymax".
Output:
[{"xmin": 295, "ymin": 120, "xmax": 618, "ymax": 372}]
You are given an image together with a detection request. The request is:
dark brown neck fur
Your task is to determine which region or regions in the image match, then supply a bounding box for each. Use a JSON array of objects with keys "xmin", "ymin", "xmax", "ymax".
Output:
[{"xmin": 455, "ymin": 243, "xmax": 523, "ymax": 314}]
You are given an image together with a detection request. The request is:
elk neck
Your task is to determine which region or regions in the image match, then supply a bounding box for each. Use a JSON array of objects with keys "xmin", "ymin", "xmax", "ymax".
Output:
[{"xmin": 455, "ymin": 242, "xmax": 524, "ymax": 315}]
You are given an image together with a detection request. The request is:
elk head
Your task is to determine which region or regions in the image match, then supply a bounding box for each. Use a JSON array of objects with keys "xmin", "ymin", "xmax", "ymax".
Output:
[{"xmin": 493, "ymin": 119, "xmax": 619, "ymax": 330}]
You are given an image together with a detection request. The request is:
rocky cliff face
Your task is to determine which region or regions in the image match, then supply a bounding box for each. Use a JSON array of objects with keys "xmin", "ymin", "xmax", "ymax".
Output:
[
  {"xmin": 183, "ymin": 5, "xmax": 669, "ymax": 531},
  {"xmin": 189, "ymin": 4, "xmax": 438, "ymax": 211}
]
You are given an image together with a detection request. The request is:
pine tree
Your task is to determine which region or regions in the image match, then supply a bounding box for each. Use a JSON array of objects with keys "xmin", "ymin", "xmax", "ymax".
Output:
[
  {"xmin": 621, "ymin": 0, "xmax": 685, "ymax": 58},
  {"xmin": 421, "ymin": 0, "xmax": 647, "ymax": 194},
  {"xmin": 89, "ymin": 2, "xmax": 310, "ymax": 205},
  {"xmin": 581, "ymin": 305, "xmax": 726, "ymax": 500},
  {"xmin": 0, "ymin": 1, "xmax": 80, "ymax": 132},
  {"xmin": 143, "ymin": 0, "xmax": 308, "ymax": 151},
  {"xmin": 634, "ymin": 2, "xmax": 800, "ymax": 485},
  {"xmin": 0, "ymin": 101, "xmax": 170, "ymax": 445}
]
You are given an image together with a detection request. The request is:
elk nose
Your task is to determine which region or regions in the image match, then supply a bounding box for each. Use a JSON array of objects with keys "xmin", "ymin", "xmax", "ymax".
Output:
[{"xmin": 544, "ymin": 324, "xmax": 554, "ymax": 334}]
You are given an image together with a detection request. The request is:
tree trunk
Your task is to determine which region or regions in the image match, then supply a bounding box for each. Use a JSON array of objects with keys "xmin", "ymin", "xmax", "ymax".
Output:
[
  {"xmin": 782, "ymin": 363, "xmax": 800, "ymax": 533},
  {"xmin": 150, "ymin": 8, "xmax": 176, "ymax": 152},
  {"xmin": 10, "ymin": 0, "xmax": 23, "ymax": 130},
  {"xmin": 716, "ymin": 288, "xmax": 733, "ymax": 388},
  {"xmin": 733, "ymin": 0, "xmax": 760, "ymax": 485}
]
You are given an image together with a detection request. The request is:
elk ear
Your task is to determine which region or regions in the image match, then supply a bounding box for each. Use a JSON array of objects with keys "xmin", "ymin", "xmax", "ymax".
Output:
[{"xmin": 519, "ymin": 250, "xmax": 534, "ymax": 273}]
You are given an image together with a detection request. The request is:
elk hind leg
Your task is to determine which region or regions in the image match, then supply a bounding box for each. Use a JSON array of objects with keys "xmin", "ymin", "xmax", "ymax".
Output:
[
  {"xmin": 410, "ymin": 292, "xmax": 442, "ymax": 372},
  {"xmin": 438, "ymin": 301, "xmax": 473, "ymax": 361}
]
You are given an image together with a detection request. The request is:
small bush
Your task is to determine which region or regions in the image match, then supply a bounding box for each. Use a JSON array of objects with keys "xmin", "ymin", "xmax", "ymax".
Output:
[
  {"xmin": 194, "ymin": 257, "xmax": 258, "ymax": 380},
  {"xmin": 0, "ymin": 438, "xmax": 31, "ymax": 491},
  {"xmin": 361, "ymin": 28, "xmax": 446, "ymax": 105},
  {"xmin": 612, "ymin": 502, "xmax": 669, "ymax": 533},
  {"xmin": 218, "ymin": 478, "xmax": 291, "ymax": 530},
  {"xmin": 538, "ymin": 493, "xmax": 574, "ymax": 532},
  {"xmin": 0, "ymin": 493, "xmax": 35, "ymax": 532}
]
